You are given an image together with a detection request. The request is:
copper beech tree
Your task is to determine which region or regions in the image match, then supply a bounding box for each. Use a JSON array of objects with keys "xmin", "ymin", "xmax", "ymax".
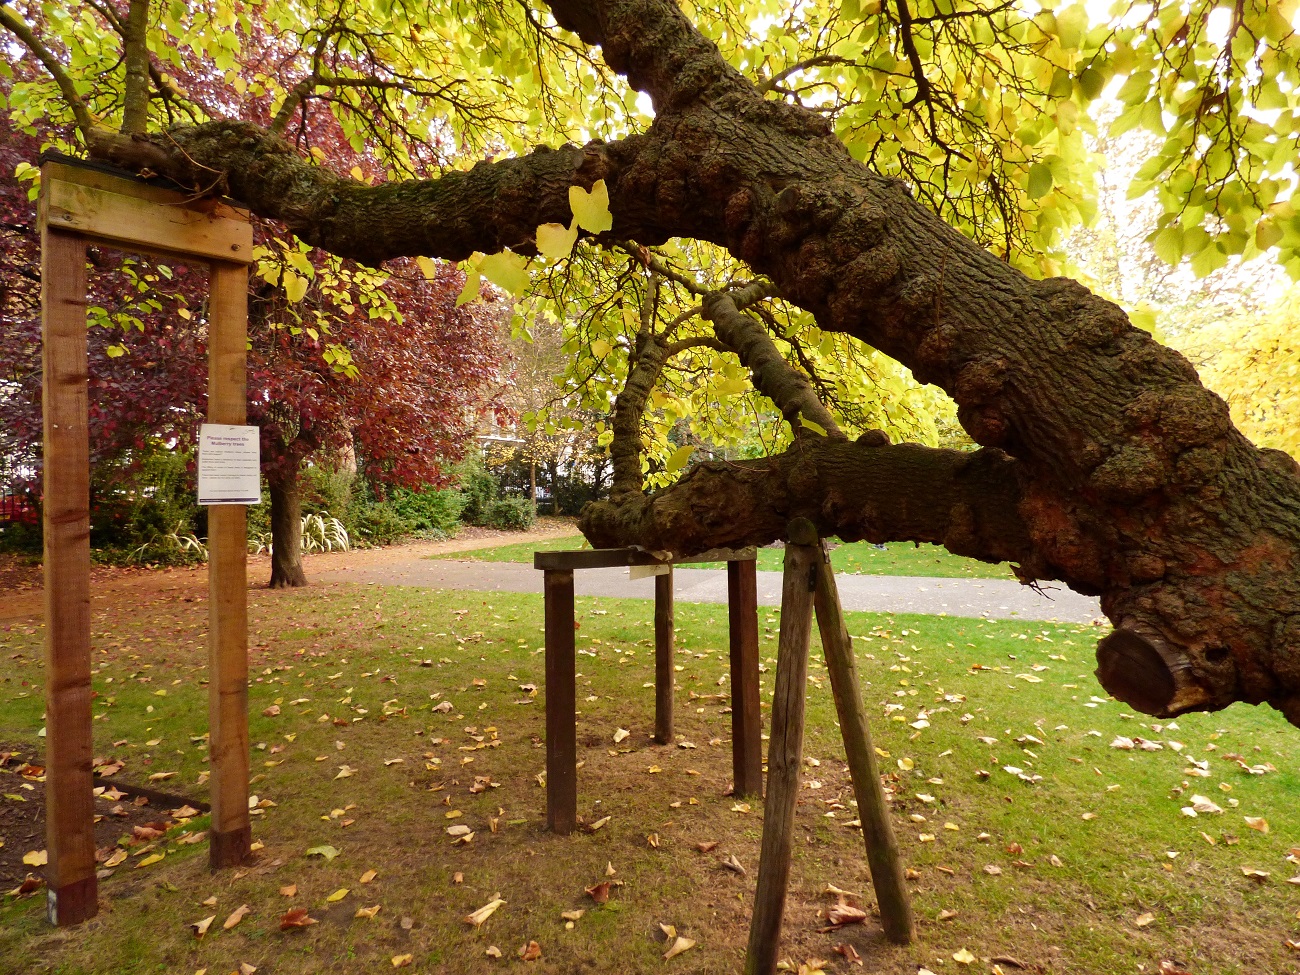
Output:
[{"xmin": 8, "ymin": 0, "xmax": 1300, "ymax": 726}]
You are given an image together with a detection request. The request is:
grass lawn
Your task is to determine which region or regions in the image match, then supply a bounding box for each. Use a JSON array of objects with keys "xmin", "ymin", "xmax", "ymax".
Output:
[
  {"xmin": 2, "ymin": 579, "xmax": 1298, "ymax": 974},
  {"xmin": 443, "ymin": 536, "xmax": 1015, "ymax": 580}
]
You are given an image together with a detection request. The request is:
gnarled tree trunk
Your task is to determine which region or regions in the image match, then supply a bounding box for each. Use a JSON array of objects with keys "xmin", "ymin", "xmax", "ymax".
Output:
[
  {"xmin": 267, "ymin": 468, "xmax": 307, "ymax": 589},
  {"xmin": 83, "ymin": 0, "xmax": 1300, "ymax": 727}
]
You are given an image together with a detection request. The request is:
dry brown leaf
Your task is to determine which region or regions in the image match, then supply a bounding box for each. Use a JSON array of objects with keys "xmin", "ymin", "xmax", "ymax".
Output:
[
  {"xmin": 833, "ymin": 943, "xmax": 862, "ymax": 966},
  {"xmin": 585, "ymin": 881, "xmax": 612, "ymax": 904},
  {"xmin": 983, "ymin": 865, "xmax": 1003, "ymax": 876},
  {"xmin": 826, "ymin": 900, "xmax": 867, "ymax": 927},
  {"xmin": 202, "ymin": 896, "xmax": 218, "ymax": 907},
  {"xmin": 223, "ymin": 904, "xmax": 250, "ymax": 930},
  {"xmin": 696, "ymin": 841, "xmax": 718, "ymax": 853},
  {"xmin": 1135, "ymin": 912, "xmax": 1155, "ymax": 928},
  {"xmin": 519, "ymin": 940, "xmax": 542, "ymax": 961},
  {"xmin": 1244, "ymin": 816, "xmax": 1270, "ymax": 833},
  {"xmin": 279, "ymin": 908, "xmax": 317, "ymax": 930},
  {"xmin": 562, "ymin": 909, "xmax": 585, "ymax": 922},
  {"xmin": 485, "ymin": 946, "xmax": 502, "ymax": 958},
  {"xmin": 355, "ymin": 905, "xmax": 381, "ymax": 919},
  {"xmin": 279, "ymin": 884, "xmax": 297, "ymax": 897},
  {"xmin": 465, "ymin": 897, "xmax": 506, "ymax": 926},
  {"xmin": 391, "ymin": 954, "xmax": 413, "ymax": 968}
]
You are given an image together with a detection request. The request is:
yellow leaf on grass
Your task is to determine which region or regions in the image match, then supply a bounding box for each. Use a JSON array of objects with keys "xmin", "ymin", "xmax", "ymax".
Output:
[
  {"xmin": 326, "ymin": 888, "xmax": 349, "ymax": 903},
  {"xmin": 953, "ymin": 948, "xmax": 976, "ymax": 964},
  {"xmin": 359, "ymin": 870, "xmax": 377, "ymax": 884},
  {"xmin": 355, "ymin": 905, "xmax": 381, "ymax": 919},
  {"xmin": 104, "ymin": 849, "xmax": 128, "ymax": 868},
  {"xmin": 279, "ymin": 884, "xmax": 297, "ymax": 897},
  {"xmin": 137, "ymin": 852, "xmax": 165, "ymax": 868},
  {"xmin": 191, "ymin": 915, "xmax": 216, "ymax": 938},
  {"xmin": 1135, "ymin": 912, "xmax": 1155, "ymax": 928},
  {"xmin": 465, "ymin": 897, "xmax": 506, "ymax": 926},
  {"xmin": 664, "ymin": 936, "xmax": 697, "ymax": 960},
  {"xmin": 1244, "ymin": 816, "xmax": 1270, "ymax": 833},
  {"xmin": 223, "ymin": 904, "xmax": 250, "ymax": 930},
  {"xmin": 391, "ymin": 955, "xmax": 413, "ymax": 968}
]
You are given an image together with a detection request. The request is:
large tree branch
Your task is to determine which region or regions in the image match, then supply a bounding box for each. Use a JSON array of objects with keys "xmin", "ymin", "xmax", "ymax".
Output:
[
  {"xmin": 87, "ymin": 122, "xmax": 646, "ymax": 264},
  {"xmin": 120, "ymin": 0, "xmax": 152, "ymax": 134}
]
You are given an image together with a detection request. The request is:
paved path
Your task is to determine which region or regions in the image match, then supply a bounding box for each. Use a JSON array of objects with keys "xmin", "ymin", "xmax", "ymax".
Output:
[{"xmin": 315, "ymin": 556, "xmax": 1104, "ymax": 624}]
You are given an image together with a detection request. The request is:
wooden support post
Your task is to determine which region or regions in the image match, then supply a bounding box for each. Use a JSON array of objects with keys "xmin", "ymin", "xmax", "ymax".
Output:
[
  {"xmin": 544, "ymin": 568, "xmax": 577, "ymax": 834},
  {"xmin": 654, "ymin": 568, "xmax": 674, "ymax": 744},
  {"xmin": 745, "ymin": 524, "xmax": 818, "ymax": 975},
  {"xmin": 728, "ymin": 558, "xmax": 763, "ymax": 797},
  {"xmin": 40, "ymin": 227, "xmax": 98, "ymax": 927},
  {"xmin": 813, "ymin": 545, "xmax": 915, "ymax": 944},
  {"xmin": 206, "ymin": 262, "xmax": 251, "ymax": 869}
]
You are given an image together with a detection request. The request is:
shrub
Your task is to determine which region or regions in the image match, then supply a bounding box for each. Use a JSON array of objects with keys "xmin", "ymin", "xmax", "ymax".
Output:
[
  {"xmin": 457, "ymin": 455, "xmax": 498, "ymax": 526},
  {"xmin": 485, "ymin": 496, "xmax": 535, "ymax": 530},
  {"xmin": 388, "ymin": 486, "xmax": 466, "ymax": 537},
  {"xmin": 349, "ymin": 501, "xmax": 411, "ymax": 546}
]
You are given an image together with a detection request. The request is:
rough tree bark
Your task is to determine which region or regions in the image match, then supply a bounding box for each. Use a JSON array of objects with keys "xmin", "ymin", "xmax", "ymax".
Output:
[
  {"xmin": 267, "ymin": 469, "xmax": 307, "ymax": 589},
  {"xmin": 82, "ymin": 0, "xmax": 1300, "ymax": 727}
]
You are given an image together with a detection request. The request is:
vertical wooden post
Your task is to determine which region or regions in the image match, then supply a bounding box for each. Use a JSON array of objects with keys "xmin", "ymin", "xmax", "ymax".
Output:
[
  {"xmin": 813, "ymin": 545, "xmax": 915, "ymax": 944},
  {"xmin": 206, "ymin": 262, "xmax": 251, "ymax": 869},
  {"xmin": 728, "ymin": 558, "xmax": 763, "ymax": 797},
  {"xmin": 745, "ymin": 523, "xmax": 817, "ymax": 975},
  {"xmin": 544, "ymin": 568, "xmax": 577, "ymax": 834},
  {"xmin": 40, "ymin": 226, "xmax": 98, "ymax": 927},
  {"xmin": 654, "ymin": 568, "xmax": 674, "ymax": 744}
]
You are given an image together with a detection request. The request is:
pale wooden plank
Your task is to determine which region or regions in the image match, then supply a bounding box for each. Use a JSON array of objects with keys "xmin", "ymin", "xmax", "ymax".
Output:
[
  {"xmin": 42, "ymin": 176, "xmax": 252, "ymax": 264},
  {"xmin": 40, "ymin": 226, "xmax": 98, "ymax": 926},
  {"xmin": 206, "ymin": 262, "xmax": 251, "ymax": 868}
]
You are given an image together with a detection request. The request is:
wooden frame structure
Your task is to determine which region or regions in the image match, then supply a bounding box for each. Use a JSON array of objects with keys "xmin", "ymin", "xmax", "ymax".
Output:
[
  {"xmin": 38, "ymin": 157, "xmax": 254, "ymax": 926},
  {"xmin": 534, "ymin": 547, "xmax": 763, "ymax": 834}
]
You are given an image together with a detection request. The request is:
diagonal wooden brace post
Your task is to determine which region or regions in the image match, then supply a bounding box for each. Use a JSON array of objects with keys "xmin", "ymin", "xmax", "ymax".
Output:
[
  {"xmin": 744, "ymin": 519, "xmax": 818, "ymax": 975},
  {"xmin": 813, "ymin": 542, "xmax": 915, "ymax": 944}
]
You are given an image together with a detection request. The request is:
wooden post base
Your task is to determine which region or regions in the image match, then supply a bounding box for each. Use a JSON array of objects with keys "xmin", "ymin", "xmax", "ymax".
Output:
[
  {"xmin": 47, "ymin": 876, "xmax": 97, "ymax": 927},
  {"xmin": 209, "ymin": 826, "xmax": 252, "ymax": 869}
]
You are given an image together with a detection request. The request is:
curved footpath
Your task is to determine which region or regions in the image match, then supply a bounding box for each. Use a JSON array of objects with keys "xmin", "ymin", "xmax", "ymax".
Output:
[{"xmin": 313, "ymin": 557, "xmax": 1105, "ymax": 624}]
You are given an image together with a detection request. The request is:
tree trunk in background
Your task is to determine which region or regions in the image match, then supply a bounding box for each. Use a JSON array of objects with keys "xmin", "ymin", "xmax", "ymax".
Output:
[
  {"xmin": 267, "ymin": 469, "xmax": 307, "ymax": 588},
  {"xmin": 530, "ymin": 460, "xmax": 537, "ymax": 517}
]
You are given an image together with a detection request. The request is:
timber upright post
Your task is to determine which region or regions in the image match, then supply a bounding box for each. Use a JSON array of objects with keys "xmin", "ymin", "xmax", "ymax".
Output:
[
  {"xmin": 37, "ymin": 156, "xmax": 255, "ymax": 914},
  {"xmin": 544, "ymin": 568, "xmax": 577, "ymax": 834},
  {"xmin": 813, "ymin": 541, "xmax": 914, "ymax": 944},
  {"xmin": 653, "ymin": 568, "xmax": 675, "ymax": 744},
  {"xmin": 206, "ymin": 262, "xmax": 252, "ymax": 868},
  {"xmin": 745, "ymin": 520, "xmax": 818, "ymax": 975},
  {"xmin": 39, "ymin": 220, "xmax": 98, "ymax": 926},
  {"xmin": 727, "ymin": 557, "xmax": 763, "ymax": 796}
]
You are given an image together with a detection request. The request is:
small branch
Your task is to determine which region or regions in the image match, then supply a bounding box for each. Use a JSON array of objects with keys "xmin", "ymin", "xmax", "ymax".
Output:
[
  {"xmin": 757, "ymin": 55, "xmax": 847, "ymax": 95},
  {"xmin": 0, "ymin": 6, "xmax": 96, "ymax": 138}
]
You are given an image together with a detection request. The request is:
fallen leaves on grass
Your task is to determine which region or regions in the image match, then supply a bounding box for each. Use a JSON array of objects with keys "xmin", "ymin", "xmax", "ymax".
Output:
[
  {"xmin": 833, "ymin": 943, "xmax": 862, "ymax": 966},
  {"xmin": 696, "ymin": 841, "xmax": 718, "ymax": 853},
  {"xmin": 279, "ymin": 884, "xmax": 297, "ymax": 897},
  {"xmin": 1244, "ymin": 816, "xmax": 1270, "ymax": 833},
  {"xmin": 335, "ymin": 765, "xmax": 356, "ymax": 780},
  {"xmin": 22, "ymin": 850, "xmax": 46, "ymax": 866},
  {"xmin": 1135, "ymin": 912, "xmax": 1156, "ymax": 928},
  {"xmin": 391, "ymin": 954, "xmax": 413, "ymax": 968},
  {"xmin": 306, "ymin": 845, "xmax": 340, "ymax": 860},
  {"xmin": 465, "ymin": 897, "xmax": 506, "ymax": 926},
  {"xmin": 326, "ymin": 889, "xmax": 349, "ymax": 903},
  {"xmin": 355, "ymin": 905, "xmax": 381, "ymax": 919},
  {"xmin": 519, "ymin": 941, "xmax": 542, "ymax": 961},
  {"xmin": 360, "ymin": 869, "xmax": 377, "ymax": 884},
  {"xmin": 953, "ymin": 948, "xmax": 977, "ymax": 964},
  {"xmin": 223, "ymin": 905, "xmax": 250, "ymax": 930},
  {"xmin": 720, "ymin": 854, "xmax": 746, "ymax": 876},
  {"xmin": 279, "ymin": 908, "xmax": 317, "ymax": 930}
]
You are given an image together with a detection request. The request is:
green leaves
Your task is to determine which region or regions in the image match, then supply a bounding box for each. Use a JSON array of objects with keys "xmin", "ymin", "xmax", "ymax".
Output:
[
  {"xmin": 664, "ymin": 444, "xmax": 694, "ymax": 473},
  {"xmin": 480, "ymin": 251, "xmax": 529, "ymax": 295},
  {"xmin": 1026, "ymin": 163, "xmax": 1054, "ymax": 201}
]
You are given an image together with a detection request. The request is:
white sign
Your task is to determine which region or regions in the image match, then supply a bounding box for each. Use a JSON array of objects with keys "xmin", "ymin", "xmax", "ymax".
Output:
[{"xmin": 197, "ymin": 424, "xmax": 261, "ymax": 505}]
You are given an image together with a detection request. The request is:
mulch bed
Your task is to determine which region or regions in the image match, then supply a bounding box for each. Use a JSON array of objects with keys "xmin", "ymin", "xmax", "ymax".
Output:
[{"xmin": 0, "ymin": 743, "xmax": 209, "ymax": 893}]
